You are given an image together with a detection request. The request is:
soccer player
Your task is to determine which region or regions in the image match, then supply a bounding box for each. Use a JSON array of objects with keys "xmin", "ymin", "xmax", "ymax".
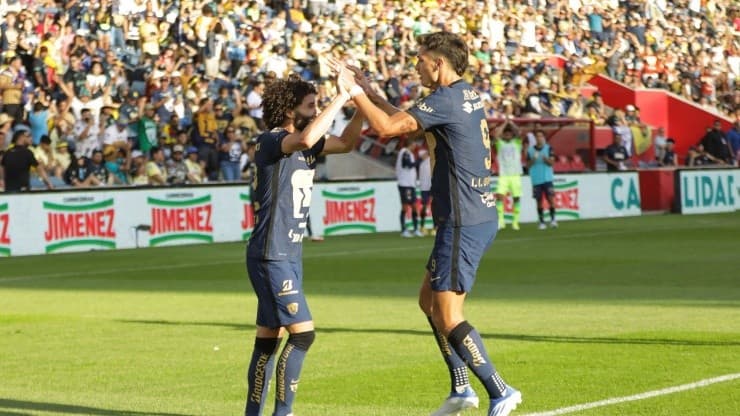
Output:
[
  {"xmin": 418, "ymin": 144, "xmax": 433, "ymax": 235},
  {"xmin": 396, "ymin": 138, "xmax": 421, "ymax": 237},
  {"xmin": 527, "ymin": 130, "xmax": 557, "ymax": 230},
  {"xmin": 493, "ymin": 120, "xmax": 524, "ymax": 230},
  {"xmin": 338, "ymin": 31, "xmax": 521, "ymax": 416},
  {"xmin": 244, "ymin": 70, "xmax": 364, "ymax": 416}
]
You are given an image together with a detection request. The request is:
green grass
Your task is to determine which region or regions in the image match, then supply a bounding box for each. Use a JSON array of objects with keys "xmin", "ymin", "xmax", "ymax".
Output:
[{"xmin": 1, "ymin": 213, "xmax": 739, "ymax": 416}]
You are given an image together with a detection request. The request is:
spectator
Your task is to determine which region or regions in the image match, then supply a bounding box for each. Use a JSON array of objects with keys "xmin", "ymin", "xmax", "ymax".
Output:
[
  {"xmin": 653, "ymin": 126, "xmax": 669, "ymax": 164},
  {"xmin": 659, "ymin": 139, "xmax": 679, "ymax": 167},
  {"xmin": 727, "ymin": 121, "xmax": 740, "ymax": 165},
  {"xmin": 103, "ymin": 144, "xmax": 131, "ymax": 186},
  {"xmin": 54, "ymin": 141, "xmax": 71, "ymax": 174},
  {"xmin": 102, "ymin": 115, "xmax": 131, "ymax": 150},
  {"xmin": 0, "ymin": 55, "xmax": 26, "ymax": 121},
  {"xmin": 129, "ymin": 150, "xmax": 148, "ymax": 186},
  {"xmin": 137, "ymin": 104, "xmax": 158, "ymax": 155},
  {"xmin": 699, "ymin": 120, "xmax": 734, "ymax": 164},
  {"xmin": 31, "ymin": 135, "xmax": 65, "ymax": 187},
  {"xmin": 89, "ymin": 149, "xmax": 109, "ymax": 185},
  {"xmin": 72, "ymin": 108, "xmax": 100, "ymax": 158},
  {"xmin": 2, "ymin": 129, "xmax": 52, "ymax": 191},
  {"xmin": 240, "ymin": 137, "xmax": 258, "ymax": 183},
  {"xmin": 687, "ymin": 144, "xmax": 726, "ymax": 167},
  {"xmin": 219, "ymin": 126, "xmax": 245, "ymax": 181},
  {"xmin": 64, "ymin": 154, "xmax": 100, "ymax": 187},
  {"xmin": 604, "ymin": 134, "xmax": 630, "ymax": 171},
  {"xmin": 28, "ymin": 94, "xmax": 52, "ymax": 146},
  {"xmin": 608, "ymin": 109, "xmax": 633, "ymax": 157},
  {"xmin": 184, "ymin": 146, "xmax": 205, "ymax": 184},
  {"xmin": 167, "ymin": 144, "xmax": 189, "ymax": 185},
  {"xmin": 146, "ymin": 146, "xmax": 167, "ymax": 186},
  {"xmin": 245, "ymin": 79, "xmax": 265, "ymax": 130}
]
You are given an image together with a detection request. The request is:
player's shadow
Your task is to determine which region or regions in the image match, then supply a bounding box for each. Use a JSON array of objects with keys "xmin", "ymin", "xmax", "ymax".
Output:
[
  {"xmin": 0, "ymin": 399, "xmax": 194, "ymax": 416},
  {"xmin": 117, "ymin": 319, "xmax": 740, "ymax": 347}
]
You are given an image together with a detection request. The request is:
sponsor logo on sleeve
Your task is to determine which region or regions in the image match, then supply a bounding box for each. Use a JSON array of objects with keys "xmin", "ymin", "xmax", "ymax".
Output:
[{"xmin": 415, "ymin": 101, "xmax": 434, "ymax": 113}]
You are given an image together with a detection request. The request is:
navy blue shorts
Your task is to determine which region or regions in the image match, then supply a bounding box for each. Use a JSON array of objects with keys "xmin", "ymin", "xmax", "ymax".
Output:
[
  {"xmin": 533, "ymin": 182, "xmax": 555, "ymax": 202},
  {"xmin": 246, "ymin": 258, "xmax": 312, "ymax": 328},
  {"xmin": 426, "ymin": 221, "xmax": 497, "ymax": 293},
  {"xmin": 398, "ymin": 186, "xmax": 417, "ymax": 205},
  {"xmin": 420, "ymin": 190, "xmax": 432, "ymax": 207}
]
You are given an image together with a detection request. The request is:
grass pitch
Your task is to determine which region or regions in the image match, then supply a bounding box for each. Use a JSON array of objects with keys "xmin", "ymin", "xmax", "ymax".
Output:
[{"xmin": 1, "ymin": 213, "xmax": 739, "ymax": 416}]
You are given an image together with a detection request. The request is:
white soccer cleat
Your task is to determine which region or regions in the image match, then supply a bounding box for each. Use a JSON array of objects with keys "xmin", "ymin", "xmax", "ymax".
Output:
[
  {"xmin": 414, "ymin": 229, "xmax": 424, "ymax": 237},
  {"xmin": 401, "ymin": 230, "xmax": 414, "ymax": 238},
  {"xmin": 488, "ymin": 386, "xmax": 522, "ymax": 416},
  {"xmin": 431, "ymin": 385, "xmax": 479, "ymax": 416},
  {"xmin": 550, "ymin": 220, "xmax": 558, "ymax": 228},
  {"xmin": 538, "ymin": 222, "xmax": 547, "ymax": 230}
]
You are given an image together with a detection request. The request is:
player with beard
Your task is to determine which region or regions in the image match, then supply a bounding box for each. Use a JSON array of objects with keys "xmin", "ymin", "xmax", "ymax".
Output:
[
  {"xmin": 337, "ymin": 31, "xmax": 521, "ymax": 416},
  {"xmin": 243, "ymin": 68, "xmax": 365, "ymax": 416}
]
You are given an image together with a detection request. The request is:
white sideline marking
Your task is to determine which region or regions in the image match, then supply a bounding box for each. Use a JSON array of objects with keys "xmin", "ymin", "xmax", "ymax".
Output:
[
  {"xmin": 521, "ymin": 373, "xmax": 740, "ymax": 416},
  {"xmin": 0, "ymin": 225, "xmax": 694, "ymax": 283}
]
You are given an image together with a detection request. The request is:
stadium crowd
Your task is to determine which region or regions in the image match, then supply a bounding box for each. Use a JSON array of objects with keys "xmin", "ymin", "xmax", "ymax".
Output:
[{"xmin": 0, "ymin": 0, "xmax": 738, "ymax": 191}]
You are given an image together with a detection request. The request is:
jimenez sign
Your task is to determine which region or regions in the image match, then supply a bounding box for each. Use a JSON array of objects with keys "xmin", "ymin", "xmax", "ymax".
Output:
[
  {"xmin": 240, "ymin": 192, "xmax": 255, "ymax": 240},
  {"xmin": 321, "ymin": 188, "xmax": 377, "ymax": 235},
  {"xmin": 43, "ymin": 199, "xmax": 116, "ymax": 253},
  {"xmin": 0, "ymin": 203, "xmax": 10, "ymax": 256},
  {"xmin": 547, "ymin": 180, "xmax": 580, "ymax": 219},
  {"xmin": 148, "ymin": 195, "xmax": 213, "ymax": 246}
]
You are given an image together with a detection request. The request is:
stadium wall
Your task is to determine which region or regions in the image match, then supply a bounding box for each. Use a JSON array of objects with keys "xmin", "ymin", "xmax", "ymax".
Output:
[
  {"xmin": 0, "ymin": 173, "xmax": 646, "ymax": 256},
  {"xmin": 586, "ymin": 75, "xmax": 734, "ymax": 157}
]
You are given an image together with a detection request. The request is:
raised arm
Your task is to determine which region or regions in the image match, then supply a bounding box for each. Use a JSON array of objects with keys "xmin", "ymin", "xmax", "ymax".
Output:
[
  {"xmin": 339, "ymin": 65, "xmax": 419, "ymax": 138},
  {"xmin": 321, "ymin": 108, "xmax": 365, "ymax": 155},
  {"xmin": 280, "ymin": 70, "xmax": 352, "ymax": 154}
]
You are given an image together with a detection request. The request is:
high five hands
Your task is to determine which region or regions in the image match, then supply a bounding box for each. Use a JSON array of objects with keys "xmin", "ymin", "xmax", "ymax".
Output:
[{"xmin": 326, "ymin": 57, "xmax": 369, "ymax": 99}]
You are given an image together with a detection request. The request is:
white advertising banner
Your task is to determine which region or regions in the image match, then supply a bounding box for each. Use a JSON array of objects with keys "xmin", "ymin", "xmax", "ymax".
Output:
[
  {"xmin": 309, "ymin": 173, "xmax": 642, "ymax": 236},
  {"xmin": 0, "ymin": 186, "xmax": 254, "ymax": 257},
  {"xmin": 677, "ymin": 169, "xmax": 740, "ymax": 214},
  {"xmin": 310, "ymin": 182, "xmax": 400, "ymax": 236},
  {"xmin": 0, "ymin": 173, "xmax": 642, "ymax": 257},
  {"xmin": 493, "ymin": 172, "xmax": 643, "ymax": 223}
]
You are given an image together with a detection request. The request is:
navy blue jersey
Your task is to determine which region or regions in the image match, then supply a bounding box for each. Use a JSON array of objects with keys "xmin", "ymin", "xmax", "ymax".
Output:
[
  {"xmin": 406, "ymin": 80, "xmax": 497, "ymax": 226},
  {"xmin": 247, "ymin": 129, "xmax": 325, "ymax": 260}
]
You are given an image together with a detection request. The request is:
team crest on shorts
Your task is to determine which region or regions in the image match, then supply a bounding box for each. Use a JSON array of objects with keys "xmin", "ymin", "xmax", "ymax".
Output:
[{"xmin": 287, "ymin": 303, "xmax": 299, "ymax": 315}]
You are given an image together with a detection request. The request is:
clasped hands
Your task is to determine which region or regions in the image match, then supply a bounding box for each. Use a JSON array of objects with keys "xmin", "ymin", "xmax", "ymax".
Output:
[{"xmin": 326, "ymin": 57, "xmax": 369, "ymax": 100}]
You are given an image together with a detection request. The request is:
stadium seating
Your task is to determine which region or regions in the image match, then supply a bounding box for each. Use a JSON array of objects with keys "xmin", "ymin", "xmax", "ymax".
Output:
[
  {"xmin": 570, "ymin": 154, "xmax": 586, "ymax": 172},
  {"xmin": 553, "ymin": 155, "xmax": 571, "ymax": 173}
]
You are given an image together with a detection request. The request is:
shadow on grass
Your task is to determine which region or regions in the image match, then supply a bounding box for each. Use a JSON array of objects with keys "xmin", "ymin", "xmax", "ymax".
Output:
[
  {"xmin": 0, "ymin": 399, "xmax": 194, "ymax": 416},
  {"xmin": 117, "ymin": 319, "xmax": 740, "ymax": 347}
]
